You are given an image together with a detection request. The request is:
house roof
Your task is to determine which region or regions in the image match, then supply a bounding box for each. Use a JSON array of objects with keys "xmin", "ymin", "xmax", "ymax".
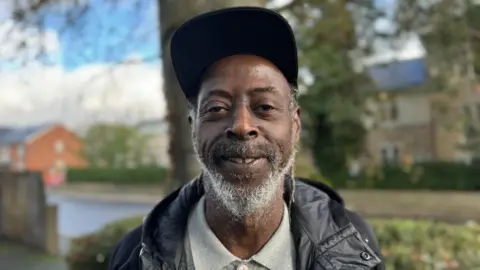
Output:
[
  {"xmin": 0, "ymin": 123, "xmax": 53, "ymax": 145},
  {"xmin": 0, "ymin": 127, "xmax": 12, "ymax": 137},
  {"xmin": 366, "ymin": 58, "xmax": 428, "ymax": 90}
]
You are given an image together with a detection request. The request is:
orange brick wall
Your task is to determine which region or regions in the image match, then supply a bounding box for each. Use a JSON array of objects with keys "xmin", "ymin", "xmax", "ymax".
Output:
[{"xmin": 24, "ymin": 125, "xmax": 87, "ymax": 174}]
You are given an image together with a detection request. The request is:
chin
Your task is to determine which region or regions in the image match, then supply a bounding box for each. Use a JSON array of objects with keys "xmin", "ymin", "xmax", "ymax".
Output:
[
  {"xmin": 218, "ymin": 170, "xmax": 272, "ymax": 188},
  {"xmin": 207, "ymin": 175, "xmax": 282, "ymax": 219},
  {"xmin": 214, "ymin": 158, "xmax": 272, "ymax": 185}
]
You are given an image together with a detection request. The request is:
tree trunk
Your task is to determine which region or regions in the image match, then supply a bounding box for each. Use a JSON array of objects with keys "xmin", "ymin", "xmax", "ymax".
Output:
[{"xmin": 158, "ymin": 0, "xmax": 268, "ymax": 191}]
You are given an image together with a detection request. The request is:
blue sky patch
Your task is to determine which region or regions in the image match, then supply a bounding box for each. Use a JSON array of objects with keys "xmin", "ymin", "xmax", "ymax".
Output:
[{"xmin": 39, "ymin": 0, "xmax": 160, "ymax": 71}]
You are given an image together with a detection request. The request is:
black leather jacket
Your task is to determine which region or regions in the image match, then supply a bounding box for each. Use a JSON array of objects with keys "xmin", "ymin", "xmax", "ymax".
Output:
[{"xmin": 109, "ymin": 177, "xmax": 385, "ymax": 270}]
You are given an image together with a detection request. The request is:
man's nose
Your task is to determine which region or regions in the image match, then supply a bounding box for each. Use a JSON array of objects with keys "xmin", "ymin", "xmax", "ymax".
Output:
[{"xmin": 225, "ymin": 105, "xmax": 259, "ymax": 140}]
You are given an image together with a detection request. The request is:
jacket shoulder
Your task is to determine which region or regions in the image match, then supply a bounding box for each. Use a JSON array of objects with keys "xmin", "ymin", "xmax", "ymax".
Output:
[
  {"xmin": 108, "ymin": 225, "xmax": 143, "ymax": 270},
  {"xmin": 345, "ymin": 210, "xmax": 385, "ymax": 270}
]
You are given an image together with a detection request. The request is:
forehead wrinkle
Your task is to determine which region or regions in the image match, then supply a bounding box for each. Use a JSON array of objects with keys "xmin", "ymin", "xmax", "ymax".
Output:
[
  {"xmin": 199, "ymin": 55, "xmax": 290, "ymax": 101},
  {"xmin": 203, "ymin": 55, "xmax": 284, "ymax": 80}
]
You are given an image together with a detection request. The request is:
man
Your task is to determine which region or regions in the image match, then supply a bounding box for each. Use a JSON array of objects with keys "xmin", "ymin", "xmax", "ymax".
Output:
[{"xmin": 109, "ymin": 7, "xmax": 384, "ymax": 270}]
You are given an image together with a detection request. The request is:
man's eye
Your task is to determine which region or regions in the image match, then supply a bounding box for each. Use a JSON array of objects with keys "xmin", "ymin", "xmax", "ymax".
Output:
[
  {"xmin": 207, "ymin": 106, "xmax": 227, "ymax": 113},
  {"xmin": 257, "ymin": 105, "xmax": 274, "ymax": 111}
]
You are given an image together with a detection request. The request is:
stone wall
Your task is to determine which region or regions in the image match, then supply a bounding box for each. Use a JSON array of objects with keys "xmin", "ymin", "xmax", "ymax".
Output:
[{"xmin": 0, "ymin": 171, "xmax": 58, "ymax": 254}]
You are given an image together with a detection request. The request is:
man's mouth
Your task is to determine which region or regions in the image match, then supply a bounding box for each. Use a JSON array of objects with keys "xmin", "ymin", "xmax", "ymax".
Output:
[
  {"xmin": 219, "ymin": 156, "xmax": 268, "ymax": 169},
  {"xmin": 224, "ymin": 157, "xmax": 258, "ymax": 164}
]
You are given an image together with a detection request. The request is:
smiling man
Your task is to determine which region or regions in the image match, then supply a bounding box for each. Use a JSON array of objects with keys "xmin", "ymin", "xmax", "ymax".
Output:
[{"xmin": 109, "ymin": 7, "xmax": 384, "ymax": 270}]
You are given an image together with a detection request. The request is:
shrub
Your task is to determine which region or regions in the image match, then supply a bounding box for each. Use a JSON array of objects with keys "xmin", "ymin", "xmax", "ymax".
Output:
[
  {"xmin": 66, "ymin": 216, "xmax": 143, "ymax": 270},
  {"xmin": 67, "ymin": 167, "xmax": 168, "ymax": 185},
  {"xmin": 330, "ymin": 162, "xmax": 480, "ymax": 190},
  {"xmin": 67, "ymin": 216, "xmax": 480, "ymax": 270},
  {"xmin": 370, "ymin": 219, "xmax": 480, "ymax": 269},
  {"xmin": 295, "ymin": 152, "xmax": 333, "ymax": 186}
]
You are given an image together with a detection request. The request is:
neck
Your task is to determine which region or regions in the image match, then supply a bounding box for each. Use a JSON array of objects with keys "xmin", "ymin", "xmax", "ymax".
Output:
[{"xmin": 204, "ymin": 189, "xmax": 285, "ymax": 259}]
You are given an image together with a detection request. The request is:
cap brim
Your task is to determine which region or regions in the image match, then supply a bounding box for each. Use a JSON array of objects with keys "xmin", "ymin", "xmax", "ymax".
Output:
[{"xmin": 171, "ymin": 7, "xmax": 298, "ymax": 101}]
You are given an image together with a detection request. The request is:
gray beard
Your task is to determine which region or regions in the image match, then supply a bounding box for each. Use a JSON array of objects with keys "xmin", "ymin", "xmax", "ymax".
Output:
[{"xmin": 193, "ymin": 136, "xmax": 297, "ymax": 220}]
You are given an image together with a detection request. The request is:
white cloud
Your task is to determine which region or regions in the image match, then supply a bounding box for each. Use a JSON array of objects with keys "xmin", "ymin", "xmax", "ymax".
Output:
[
  {"xmin": 0, "ymin": 0, "xmax": 424, "ymax": 130},
  {"xmin": 362, "ymin": 34, "xmax": 426, "ymax": 66},
  {"xmin": 0, "ymin": 19, "xmax": 60, "ymax": 63},
  {"xmin": 0, "ymin": 6, "xmax": 165, "ymax": 130},
  {"xmin": 267, "ymin": 0, "xmax": 292, "ymax": 9},
  {"xmin": 0, "ymin": 63, "xmax": 166, "ymax": 128}
]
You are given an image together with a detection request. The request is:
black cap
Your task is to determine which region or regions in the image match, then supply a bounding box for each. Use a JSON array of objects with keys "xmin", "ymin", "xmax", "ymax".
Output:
[{"xmin": 170, "ymin": 6, "xmax": 298, "ymax": 101}]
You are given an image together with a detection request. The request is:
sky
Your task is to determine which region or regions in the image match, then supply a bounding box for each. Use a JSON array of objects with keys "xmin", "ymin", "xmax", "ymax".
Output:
[
  {"xmin": 0, "ymin": 0, "xmax": 424, "ymax": 129},
  {"xmin": 0, "ymin": 0, "xmax": 164, "ymax": 129}
]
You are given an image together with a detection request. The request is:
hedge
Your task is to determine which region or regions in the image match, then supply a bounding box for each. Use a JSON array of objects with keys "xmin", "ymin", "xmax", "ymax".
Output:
[
  {"xmin": 67, "ymin": 167, "xmax": 168, "ymax": 185},
  {"xmin": 67, "ymin": 216, "xmax": 480, "ymax": 270},
  {"xmin": 329, "ymin": 162, "xmax": 480, "ymax": 190},
  {"xmin": 66, "ymin": 162, "xmax": 480, "ymax": 190},
  {"xmin": 66, "ymin": 216, "xmax": 143, "ymax": 270}
]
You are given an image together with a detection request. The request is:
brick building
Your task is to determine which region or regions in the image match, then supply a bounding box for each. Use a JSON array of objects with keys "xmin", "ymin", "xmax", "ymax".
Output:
[
  {"xmin": 361, "ymin": 58, "xmax": 475, "ymax": 166},
  {"xmin": 0, "ymin": 123, "xmax": 87, "ymax": 186}
]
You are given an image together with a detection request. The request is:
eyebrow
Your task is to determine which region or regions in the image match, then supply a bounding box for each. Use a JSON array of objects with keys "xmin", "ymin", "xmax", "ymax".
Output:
[
  {"xmin": 199, "ymin": 87, "xmax": 280, "ymax": 104},
  {"xmin": 250, "ymin": 87, "xmax": 279, "ymax": 95},
  {"xmin": 199, "ymin": 89, "xmax": 232, "ymax": 105}
]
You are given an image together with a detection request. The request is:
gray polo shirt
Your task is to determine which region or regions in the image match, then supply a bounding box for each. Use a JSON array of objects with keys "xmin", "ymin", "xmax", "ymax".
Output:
[{"xmin": 183, "ymin": 196, "xmax": 295, "ymax": 270}]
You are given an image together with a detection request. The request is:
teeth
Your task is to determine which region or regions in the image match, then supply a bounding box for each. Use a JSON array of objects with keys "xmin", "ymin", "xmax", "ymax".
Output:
[
  {"xmin": 230, "ymin": 158, "xmax": 243, "ymax": 163},
  {"xmin": 228, "ymin": 158, "xmax": 256, "ymax": 164}
]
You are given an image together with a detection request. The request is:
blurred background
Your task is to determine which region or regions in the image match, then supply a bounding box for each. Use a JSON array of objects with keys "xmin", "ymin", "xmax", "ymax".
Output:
[{"xmin": 1, "ymin": 0, "xmax": 480, "ymax": 269}]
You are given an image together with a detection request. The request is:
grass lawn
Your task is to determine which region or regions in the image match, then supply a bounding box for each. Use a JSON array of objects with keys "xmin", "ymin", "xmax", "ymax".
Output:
[
  {"xmin": 0, "ymin": 242, "xmax": 67, "ymax": 270},
  {"xmin": 341, "ymin": 189, "xmax": 480, "ymax": 223}
]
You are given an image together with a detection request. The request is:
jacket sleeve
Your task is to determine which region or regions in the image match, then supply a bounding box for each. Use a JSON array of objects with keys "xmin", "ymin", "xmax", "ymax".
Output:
[
  {"xmin": 108, "ymin": 240, "xmax": 121, "ymax": 270},
  {"xmin": 108, "ymin": 225, "xmax": 143, "ymax": 270},
  {"xmin": 345, "ymin": 210, "xmax": 386, "ymax": 270}
]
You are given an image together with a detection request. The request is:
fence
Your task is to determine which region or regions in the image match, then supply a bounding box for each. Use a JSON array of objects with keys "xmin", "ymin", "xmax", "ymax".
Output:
[{"xmin": 0, "ymin": 171, "xmax": 58, "ymax": 254}]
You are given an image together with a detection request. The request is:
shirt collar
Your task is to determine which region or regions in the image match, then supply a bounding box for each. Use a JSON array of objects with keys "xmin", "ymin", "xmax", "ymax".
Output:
[{"xmin": 186, "ymin": 196, "xmax": 295, "ymax": 270}]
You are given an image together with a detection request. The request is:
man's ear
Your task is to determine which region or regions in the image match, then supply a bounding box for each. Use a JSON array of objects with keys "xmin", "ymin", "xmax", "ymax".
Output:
[
  {"xmin": 294, "ymin": 107, "xmax": 301, "ymax": 142},
  {"xmin": 187, "ymin": 101, "xmax": 196, "ymax": 125}
]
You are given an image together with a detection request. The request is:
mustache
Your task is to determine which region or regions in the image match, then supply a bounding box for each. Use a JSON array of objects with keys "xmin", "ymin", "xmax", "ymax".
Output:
[{"xmin": 209, "ymin": 139, "xmax": 276, "ymax": 162}]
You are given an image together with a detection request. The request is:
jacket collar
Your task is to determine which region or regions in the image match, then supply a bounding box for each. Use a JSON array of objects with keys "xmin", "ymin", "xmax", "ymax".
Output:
[{"xmin": 140, "ymin": 176, "xmax": 381, "ymax": 269}]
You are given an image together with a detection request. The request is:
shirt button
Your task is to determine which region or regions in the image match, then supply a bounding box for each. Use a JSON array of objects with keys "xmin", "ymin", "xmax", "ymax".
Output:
[{"xmin": 236, "ymin": 264, "xmax": 249, "ymax": 270}]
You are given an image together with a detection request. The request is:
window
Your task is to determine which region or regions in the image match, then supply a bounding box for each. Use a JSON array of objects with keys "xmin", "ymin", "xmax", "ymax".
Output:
[
  {"xmin": 0, "ymin": 146, "xmax": 9, "ymax": 162},
  {"xmin": 378, "ymin": 101, "xmax": 399, "ymax": 122},
  {"xmin": 380, "ymin": 148, "xmax": 388, "ymax": 164},
  {"xmin": 380, "ymin": 143, "xmax": 401, "ymax": 165},
  {"xmin": 55, "ymin": 159, "xmax": 65, "ymax": 169},
  {"xmin": 55, "ymin": 140, "xmax": 64, "ymax": 153},
  {"xmin": 17, "ymin": 145, "xmax": 25, "ymax": 157},
  {"xmin": 390, "ymin": 103, "xmax": 399, "ymax": 120},
  {"xmin": 17, "ymin": 161, "xmax": 25, "ymax": 171},
  {"xmin": 392, "ymin": 146, "xmax": 400, "ymax": 163}
]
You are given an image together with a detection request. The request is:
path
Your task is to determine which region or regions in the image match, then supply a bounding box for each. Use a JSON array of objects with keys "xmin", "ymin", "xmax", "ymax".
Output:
[
  {"xmin": 51, "ymin": 184, "xmax": 480, "ymax": 223},
  {"xmin": 0, "ymin": 243, "xmax": 67, "ymax": 270},
  {"xmin": 0, "ymin": 193, "xmax": 154, "ymax": 269}
]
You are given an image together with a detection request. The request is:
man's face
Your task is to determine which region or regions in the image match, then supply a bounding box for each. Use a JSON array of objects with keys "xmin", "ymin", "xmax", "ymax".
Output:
[{"xmin": 191, "ymin": 55, "xmax": 300, "ymax": 218}]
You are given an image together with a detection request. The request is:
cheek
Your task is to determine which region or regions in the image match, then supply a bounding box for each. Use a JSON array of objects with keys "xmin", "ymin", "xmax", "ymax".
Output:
[
  {"xmin": 270, "ymin": 123, "xmax": 296, "ymax": 151},
  {"xmin": 193, "ymin": 125, "xmax": 214, "ymax": 154}
]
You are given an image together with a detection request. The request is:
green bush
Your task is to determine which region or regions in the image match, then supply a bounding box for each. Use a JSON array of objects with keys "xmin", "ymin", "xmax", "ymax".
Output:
[
  {"xmin": 370, "ymin": 219, "xmax": 480, "ymax": 269},
  {"xmin": 67, "ymin": 167, "xmax": 168, "ymax": 185},
  {"xmin": 66, "ymin": 216, "xmax": 143, "ymax": 270},
  {"xmin": 294, "ymin": 155, "xmax": 333, "ymax": 186},
  {"xmin": 330, "ymin": 162, "xmax": 480, "ymax": 190},
  {"xmin": 67, "ymin": 216, "xmax": 480, "ymax": 270}
]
